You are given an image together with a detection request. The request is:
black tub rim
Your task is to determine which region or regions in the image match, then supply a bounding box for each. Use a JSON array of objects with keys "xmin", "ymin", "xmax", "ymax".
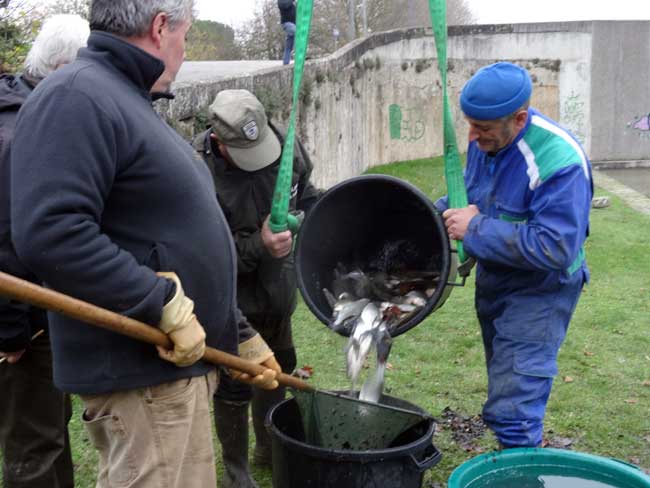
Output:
[
  {"xmin": 266, "ymin": 393, "xmax": 438, "ymax": 463},
  {"xmin": 295, "ymin": 174, "xmax": 453, "ymax": 337}
]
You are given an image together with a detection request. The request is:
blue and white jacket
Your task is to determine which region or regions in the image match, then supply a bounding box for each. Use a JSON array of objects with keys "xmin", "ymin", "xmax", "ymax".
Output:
[{"xmin": 437, "ymin": 108, "xmax": 593, "ymax": 292}]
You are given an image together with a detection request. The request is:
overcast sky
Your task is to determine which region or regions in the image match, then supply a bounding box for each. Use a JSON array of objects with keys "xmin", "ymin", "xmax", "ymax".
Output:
[{"xmin": 195, "ymin": 0, "xmax": 650, "ymax": 27}]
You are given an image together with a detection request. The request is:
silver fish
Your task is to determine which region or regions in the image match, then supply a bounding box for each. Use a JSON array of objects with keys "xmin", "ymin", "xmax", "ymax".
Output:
[
  {"xmin": 323, "ymin": 288, "xmax": 337, "ymax": 308},
  {"xmin": 330, "ymin": 295, "xmax": 370, "ymax": 334},
  {"xmin": 333, "ymin": 266, "xmax": 372, "ymax": 299},
  {"xmin": 346, "ymin": 302, "xmax": 381, "ymax": 384},
  {"xmin": 379, "ymin": 301, "xmax": 419, "ymax": 314},
  {"xmin": 378, "ymin": 301, "xmax": 422, "ymax": 332},
  {"xmin": 359, "ymin": 361, "xmax": 386, "ymax": 403},
  {"xmin": 358, "ymin": 324, "xmax": 393, "ymax": 403},
  {"xmin": 401, "ymin": 290, "xmax": 427, "ymax": 308}
]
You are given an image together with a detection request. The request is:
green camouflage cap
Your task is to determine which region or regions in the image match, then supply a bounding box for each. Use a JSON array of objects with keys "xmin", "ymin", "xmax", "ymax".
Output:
[{"xmin": 208, "ymin": 89, "xmax": 281, "ymax": 172}]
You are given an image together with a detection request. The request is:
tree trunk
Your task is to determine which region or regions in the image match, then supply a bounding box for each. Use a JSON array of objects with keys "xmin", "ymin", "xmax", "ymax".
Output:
[{"xmin": 347, "ymin": 0, "xmax": 356, "ymax": 39}]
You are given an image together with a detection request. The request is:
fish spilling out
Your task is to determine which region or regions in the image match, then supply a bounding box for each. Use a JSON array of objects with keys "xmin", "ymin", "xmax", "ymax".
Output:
[
  {"xmin": 323, "ymin": 263, "xmax": 439, "ymax": 336},
  {"xmin": 356, "ymin": 321, "xmax": 393, "ymax": 403},
  {"xmin": 345, "ymin": 302, "xmax": 384, "ymax": 384},
  {"xmin": 323, "ymin": 260, "xmax": 440, "ymax": 403}
]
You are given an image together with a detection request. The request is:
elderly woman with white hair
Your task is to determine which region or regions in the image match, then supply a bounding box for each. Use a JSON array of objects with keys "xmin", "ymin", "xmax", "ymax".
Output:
[
  {"xmin": 0, "ymin": 13, "xmax": 89, "ymax": 488},
  {"xmin": 22, "ymin": 14, "xmax": 91, "ymax": 82}
]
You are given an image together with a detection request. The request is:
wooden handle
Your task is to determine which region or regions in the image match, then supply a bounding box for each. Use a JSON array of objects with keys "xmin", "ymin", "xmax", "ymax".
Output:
[{"xmin": 0, "ymin": 271, "xmax": 313, "ymax": 391}]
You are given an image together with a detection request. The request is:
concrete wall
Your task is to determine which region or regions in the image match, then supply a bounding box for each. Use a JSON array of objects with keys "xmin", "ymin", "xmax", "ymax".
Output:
[
  {"xmin": 448, "ymin": 23, "xmax": 592, "ymax": 154},
  {"xmin": 156, "ymin": 21, "xmax": 648, "ymax": 188},
  {"xmin": 590, "ymin": 21, "xmax": 650, "ymax": 161}
]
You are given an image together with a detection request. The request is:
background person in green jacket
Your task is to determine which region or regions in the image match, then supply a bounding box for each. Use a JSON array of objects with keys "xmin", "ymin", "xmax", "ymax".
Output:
[{"xmin": 193, "ymin": 89, "xmax": 322, "ymax": 488}]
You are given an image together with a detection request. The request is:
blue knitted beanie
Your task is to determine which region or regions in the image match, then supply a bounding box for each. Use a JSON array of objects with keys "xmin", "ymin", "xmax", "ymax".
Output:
[{"xmin": 460, "ymin": 62, "xmax": 532, "ymax": 120}]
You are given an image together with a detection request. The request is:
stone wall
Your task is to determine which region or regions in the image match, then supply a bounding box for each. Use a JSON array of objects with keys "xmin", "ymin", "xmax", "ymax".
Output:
[{"xmin": 156, "ymin": 21, "xmax": 649, "ymax": 188}]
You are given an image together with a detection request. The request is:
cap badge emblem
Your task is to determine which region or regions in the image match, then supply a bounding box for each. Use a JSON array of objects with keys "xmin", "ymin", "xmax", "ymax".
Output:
[{"xmin": 242, "ymin": 121, "xmax": 259, "ymax": 141}]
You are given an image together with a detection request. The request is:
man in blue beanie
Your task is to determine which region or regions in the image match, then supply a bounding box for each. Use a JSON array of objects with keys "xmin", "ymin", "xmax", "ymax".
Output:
[{"xmin": 436, "ymin": 62, "xmax": 593, "ymax": 448}]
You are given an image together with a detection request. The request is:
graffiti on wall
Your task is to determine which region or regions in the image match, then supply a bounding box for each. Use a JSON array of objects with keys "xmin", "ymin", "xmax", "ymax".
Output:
[
  {"xmin": 389, "ymin": 104, "xmax": 426, "ymax": 142},
  {"xmin": 561, "ymin": 92, "xmax": 586, "ymax": 144},
  {"xmin": 628, "ymin": 114, "xmax": 650, "ymax": 140}
]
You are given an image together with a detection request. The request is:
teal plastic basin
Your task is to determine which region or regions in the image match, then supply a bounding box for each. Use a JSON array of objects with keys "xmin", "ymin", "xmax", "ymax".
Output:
[{"xmin": 448, "ymin": 448, "xmax": 650, "ymax": 488}]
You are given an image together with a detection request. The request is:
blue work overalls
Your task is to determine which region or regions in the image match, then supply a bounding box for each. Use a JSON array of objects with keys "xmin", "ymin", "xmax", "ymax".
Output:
[{"xmin": 437, "ymin": 108, "xmax": 593, "ymax": 447}]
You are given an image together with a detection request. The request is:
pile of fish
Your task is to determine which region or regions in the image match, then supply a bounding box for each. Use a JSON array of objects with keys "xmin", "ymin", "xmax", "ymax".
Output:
[{"xmin": 323, "ymin": 263, "xmax": 440, "ymax": 402}]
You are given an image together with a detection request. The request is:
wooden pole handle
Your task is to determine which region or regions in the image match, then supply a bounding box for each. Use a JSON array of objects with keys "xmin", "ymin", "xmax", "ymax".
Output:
[{"xmin": 0, "ymin": 271, "xmax": 313, "ymax": 391}]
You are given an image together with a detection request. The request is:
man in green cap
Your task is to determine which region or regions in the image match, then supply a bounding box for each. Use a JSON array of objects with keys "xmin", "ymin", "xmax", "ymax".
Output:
[
  {"xmin": 193, "ymin": 89, "xmax": 321, "ymax": 487},
  {"xmin": 436, "ymin": 62, "xmax": 593, "ymax": 448}
]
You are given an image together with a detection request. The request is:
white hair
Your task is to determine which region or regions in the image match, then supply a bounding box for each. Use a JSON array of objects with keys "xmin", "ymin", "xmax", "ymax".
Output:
[{"xmin": 24, "ymin": 14, "xmax": 90, "ymax": 80}]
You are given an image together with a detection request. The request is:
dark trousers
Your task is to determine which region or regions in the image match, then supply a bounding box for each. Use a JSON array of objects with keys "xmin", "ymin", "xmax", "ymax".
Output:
[{"xmin": 0, "ymin": 331, "xmax": 74, "ymax": 488}]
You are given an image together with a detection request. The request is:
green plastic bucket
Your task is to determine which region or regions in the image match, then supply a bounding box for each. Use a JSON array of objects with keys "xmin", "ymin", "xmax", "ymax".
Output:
[{"xmin": 448, "ymin": 448, "xmax": 650, "ymax": 488}]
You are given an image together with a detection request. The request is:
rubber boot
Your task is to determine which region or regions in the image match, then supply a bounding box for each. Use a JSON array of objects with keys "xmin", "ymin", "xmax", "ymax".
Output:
[
  {"xmin": 213, "ymin": 398, "xmax": 259, "ymax": 488},
  {"xmin": 251, "ymin": 386, "xmax": 286, "ymax": 466}
]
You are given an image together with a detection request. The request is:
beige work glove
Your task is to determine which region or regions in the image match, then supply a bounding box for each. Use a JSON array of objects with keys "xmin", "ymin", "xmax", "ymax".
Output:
[
  {"xmin": 156, "ymin": 272, "xmax": 206, "ymax": 367},
  {"xmin": 230, "ymin": 334, "xmax": 281, "ymax": 390}
]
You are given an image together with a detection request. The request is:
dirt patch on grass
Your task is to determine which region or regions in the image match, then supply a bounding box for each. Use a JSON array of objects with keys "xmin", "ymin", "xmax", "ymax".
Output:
[{"xmin": 437, "ymin": 407, "xmax": 488, "ymax": 453}]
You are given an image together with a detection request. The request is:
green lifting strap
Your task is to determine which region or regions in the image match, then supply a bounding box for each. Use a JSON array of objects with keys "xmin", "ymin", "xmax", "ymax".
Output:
[
  {"xmin": 269, "ymin": 0, "xmax": 314, "ymax": 233},
  {"xmin": 428, "ymin": 0, "xmax": 469, "ymax": 263}
]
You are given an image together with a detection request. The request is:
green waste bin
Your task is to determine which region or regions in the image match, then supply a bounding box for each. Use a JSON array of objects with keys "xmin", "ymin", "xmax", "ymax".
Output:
[{"xmin": 448, "ymin": 448, "xmax": 650, "ymax": 488}]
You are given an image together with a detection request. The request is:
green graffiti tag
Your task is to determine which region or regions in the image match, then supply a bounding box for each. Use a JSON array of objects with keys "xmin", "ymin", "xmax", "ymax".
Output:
[
  {"xmin": 389, "ymin": 104, "xmax": 402, "ymax": 139},
  {"xmin": 388, "ymin": 104, "xmax": 426, "ymax": 142}
]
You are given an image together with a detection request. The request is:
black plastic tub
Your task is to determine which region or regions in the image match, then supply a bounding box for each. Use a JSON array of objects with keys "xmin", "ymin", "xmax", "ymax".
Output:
[
  {"xmin": 267, "ymin": 393, "xmax": 442, "ymax": 488},
  {"xmin": 295, "ymin": 174, "xmax": 457, "ymax": 337}
]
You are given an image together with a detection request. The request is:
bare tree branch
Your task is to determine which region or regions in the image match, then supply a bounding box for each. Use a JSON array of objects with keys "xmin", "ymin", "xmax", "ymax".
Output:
[
  {"xmin": 46, "ymin": 0, "xmax": 90, "ymax": 18},
  {"xmin": 237, "ymin": 0, "xmax": 475, "ymax": 60}
]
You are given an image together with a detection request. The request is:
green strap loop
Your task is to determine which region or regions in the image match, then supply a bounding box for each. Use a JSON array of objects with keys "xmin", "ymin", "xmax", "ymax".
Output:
[
  {"xmin": 270, "ymin": 0, "xmax": 471, "ymax": 270},
  {"xmin": 428, "ymin": 0, "xmax": 469, "ymax": 263},
  {"xmin": 269, "ymin": 0, "xmax": 314, "ymax": 233}
]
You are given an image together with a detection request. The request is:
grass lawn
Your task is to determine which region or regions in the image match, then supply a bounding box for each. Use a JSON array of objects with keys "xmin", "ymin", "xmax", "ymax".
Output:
[{"xmin": 26, "ymin": 156, "xmax": 650, "ymax": 486}]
